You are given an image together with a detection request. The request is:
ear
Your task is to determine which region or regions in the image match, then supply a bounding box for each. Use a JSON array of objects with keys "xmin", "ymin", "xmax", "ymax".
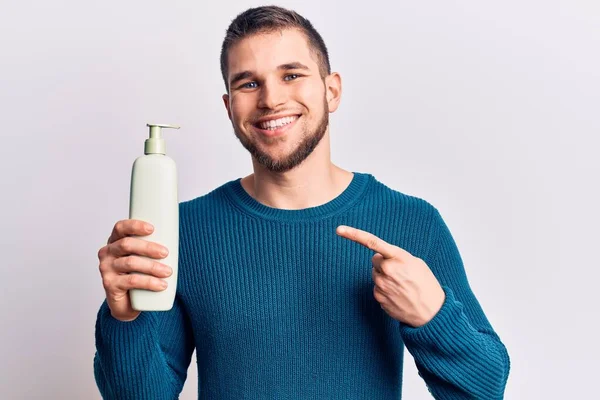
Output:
[
  {"xmin": 325, "ymin": 72, "xmax": 342, "ymax": 113},
  {"xmin": 222, "ymin": 93, "xmax": 232, "ymax": 121}
]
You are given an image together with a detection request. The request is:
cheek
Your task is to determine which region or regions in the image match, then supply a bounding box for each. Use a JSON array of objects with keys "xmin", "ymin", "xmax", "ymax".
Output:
[
  {"xmin": 304, "ymin": 87, "xmax": 324, "ymax": 106},
  {"xmin": 229, "ymin": 95, "xmax": 253, "ymax": 124},
  {"xmin": 295, "ymin": 79, "xmax": 325, "ymax": 108}
]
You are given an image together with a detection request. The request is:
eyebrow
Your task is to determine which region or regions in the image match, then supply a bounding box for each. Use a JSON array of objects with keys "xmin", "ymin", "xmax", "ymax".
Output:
[{"xmin": 229, "ymin": 62, "xmax": 311, "ymax": 87}]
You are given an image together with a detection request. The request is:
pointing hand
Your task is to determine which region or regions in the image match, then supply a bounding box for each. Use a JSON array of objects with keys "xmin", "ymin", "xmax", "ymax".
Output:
[{"xmin": 336, "ymin": 225, "xmax": 445, "ymax": 327}]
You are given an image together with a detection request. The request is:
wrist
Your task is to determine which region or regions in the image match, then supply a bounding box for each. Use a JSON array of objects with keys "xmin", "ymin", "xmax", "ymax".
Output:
[
  {"xmin": 110, "ymin": 310, "xmax": 141, "ymax": 322},
  {"xmin": 413, "ymin": 286, "xmax": 446, "ymax": 328}
]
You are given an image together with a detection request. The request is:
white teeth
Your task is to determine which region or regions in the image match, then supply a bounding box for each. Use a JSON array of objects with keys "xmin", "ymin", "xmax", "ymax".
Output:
[{"xmin": 259, "ymin": 116, "xmax": 298, "ymax": 130}]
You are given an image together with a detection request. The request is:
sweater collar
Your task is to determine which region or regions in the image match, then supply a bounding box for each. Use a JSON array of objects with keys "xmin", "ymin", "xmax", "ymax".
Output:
[{"xmin": 224, "ymin": 171, "xmax": 372, "ymax": 222}]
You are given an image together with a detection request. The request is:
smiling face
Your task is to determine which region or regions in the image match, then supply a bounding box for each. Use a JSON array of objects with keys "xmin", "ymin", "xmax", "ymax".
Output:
[{"xmin": 222, "ymin": 28, "xmax": 340, "ymax": 173}]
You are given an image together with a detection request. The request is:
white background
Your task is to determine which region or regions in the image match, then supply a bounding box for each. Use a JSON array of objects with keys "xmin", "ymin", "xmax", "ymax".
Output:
[{"xmin": 1, "ymin": 0, "xmax": 598, "ymax": 398}]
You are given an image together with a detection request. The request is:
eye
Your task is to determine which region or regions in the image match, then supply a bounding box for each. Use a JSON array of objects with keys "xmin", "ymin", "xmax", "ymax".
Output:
[
  {"xmin": 284, "ymin": 74, "xmax": 300, "ymax": 81},
  {"xmin": 240, "ymin": 81, "xmax": 258, "ymax": 89}
]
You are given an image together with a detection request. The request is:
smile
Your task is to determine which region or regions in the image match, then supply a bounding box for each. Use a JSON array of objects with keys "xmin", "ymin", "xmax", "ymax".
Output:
[
  {"xmin": 257, "ymin": 115, "xmax": 299, "ymax": 130},
  {"xmin": 253, "ymin": 115, "xmax": 300, "ymax": 137}
]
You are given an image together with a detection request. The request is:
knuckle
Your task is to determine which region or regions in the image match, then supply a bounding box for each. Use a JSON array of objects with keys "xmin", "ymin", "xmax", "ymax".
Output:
[
  {"xmin": 373, "ymin": 286, "xmax": 385, "ymax": 303},
  {"xmin": 150, "ymin": 261, "xmax": 161, "ymax": 275},
  {"xmin": 373, "ymin": 274, "xmax": 382, "ymax": 286},
  {"xmin": 146, "ymin": 275, "xmax": 156, "ymax": 289},
  {"xmin": 127, "ymin": 273, "xmax": 138, "ymax": 287},
  {"xmin": 102, "ymin": 276, "xmax": 111, "ymax": 290},
  {"xmin": 125, "ymin": 256, "xmax": 136, "ymax": 269},
  {"xmin": 97, "ymin": 246, "xmax": 107, "ymax": 260},
  {"xmin": 120, "ymin": 237, "xmax": 133, "ymax": 252},
  {"xmin": 380, "ymin": 264, "xmax": 390, "ymax": 275},
  {"xmin": 367, "ymin": 238, "xmax": 378, "ymax": 250},
  {"xmin": 98, "ymin": 262, "xmax": 109, "ymax": 275},
  {"xmin": 135, "ymin": 220, "xmax": 148, "ymax": 234},
  {"xmin": 114, "ymin": 220, "xmax": 125, "ymax": 234},
  {"xmin": 149, "ymin": 241, "xmax": 160, "ymax": 256}
]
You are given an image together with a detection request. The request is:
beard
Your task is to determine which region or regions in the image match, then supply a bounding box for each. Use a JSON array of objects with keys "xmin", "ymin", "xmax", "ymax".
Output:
[{"xmin": 232, "ymin": 97, "xmax": 329, "ymax": 173}]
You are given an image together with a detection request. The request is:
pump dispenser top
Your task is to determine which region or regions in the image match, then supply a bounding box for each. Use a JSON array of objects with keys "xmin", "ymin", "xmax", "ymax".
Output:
[{"xmin": 145, "ymin": 123, "xmax": 180, "ymax": 155}]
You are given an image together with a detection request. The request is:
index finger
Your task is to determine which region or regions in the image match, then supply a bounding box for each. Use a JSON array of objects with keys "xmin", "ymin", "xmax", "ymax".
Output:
[
  {"xmin": 107, "ymin": 219, "xmax": 154, "ymax": 245},
  {"xmin": 336, "ymin": 225, "xmax": 397, "ymax": 259}
]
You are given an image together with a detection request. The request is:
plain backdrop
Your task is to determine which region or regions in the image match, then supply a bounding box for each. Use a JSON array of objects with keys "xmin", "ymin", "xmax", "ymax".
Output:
[{"xmin": 1, "ymin": 0, "xmax": 598, "ymax": 399}]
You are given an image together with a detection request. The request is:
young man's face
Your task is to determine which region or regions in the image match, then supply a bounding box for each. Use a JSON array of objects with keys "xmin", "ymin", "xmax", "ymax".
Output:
[{"xmin": 223, "ymin": 28, "xmax": 340, "ymax": 173}]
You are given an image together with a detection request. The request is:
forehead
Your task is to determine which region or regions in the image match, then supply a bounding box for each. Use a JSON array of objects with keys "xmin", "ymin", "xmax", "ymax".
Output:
[{"xmin": 227, "ymin": 28, "xmax": 318, "ymax": 75}]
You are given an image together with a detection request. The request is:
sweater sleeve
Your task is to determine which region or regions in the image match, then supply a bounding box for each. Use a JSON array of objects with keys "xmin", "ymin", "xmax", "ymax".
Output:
[
  {"xmin": 399, "ymin": 206, "xmax": 510, "ymax": 399},
  {"xmin": 93, "ymin": 294, "xmax": 195, "ymax": 400}
]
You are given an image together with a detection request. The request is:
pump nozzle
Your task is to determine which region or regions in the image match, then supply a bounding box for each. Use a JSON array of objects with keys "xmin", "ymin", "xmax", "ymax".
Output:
[{"xmin": 145, "ymin": 123, "xmax": 180, "ymax": 154}]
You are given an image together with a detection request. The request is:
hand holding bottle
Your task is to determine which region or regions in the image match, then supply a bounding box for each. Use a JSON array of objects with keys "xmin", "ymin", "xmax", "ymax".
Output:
[{"xmin": 97, "ymin": 219, "xmax": 172, "ymax": 322}]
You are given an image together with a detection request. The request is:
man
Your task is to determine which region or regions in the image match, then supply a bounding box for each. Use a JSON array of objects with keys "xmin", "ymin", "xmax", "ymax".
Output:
[{"xmin": 94, "ymin": 5, "xmax": 510, "ymax": 399}]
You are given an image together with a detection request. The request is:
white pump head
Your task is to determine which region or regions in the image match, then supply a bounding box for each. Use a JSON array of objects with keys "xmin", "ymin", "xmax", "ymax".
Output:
[{"xmin": 145, "ymin": 123, "xmax": 180, "ymax": 155}]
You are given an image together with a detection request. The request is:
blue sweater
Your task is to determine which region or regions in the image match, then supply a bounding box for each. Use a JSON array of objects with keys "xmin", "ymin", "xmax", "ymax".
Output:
[{"xmin": 93, "ymin": 172, "xmax": 510, "ymax": 399}]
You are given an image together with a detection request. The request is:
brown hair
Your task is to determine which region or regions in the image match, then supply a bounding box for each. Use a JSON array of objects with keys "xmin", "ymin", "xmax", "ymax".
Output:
[{"xmin": 220, "ymin": 5, "xmax": 331, "ymax": 92}]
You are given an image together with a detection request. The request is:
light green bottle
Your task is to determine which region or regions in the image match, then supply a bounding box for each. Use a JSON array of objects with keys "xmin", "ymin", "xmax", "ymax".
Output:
[{"xmin": 128, "ymin": 123, "xmax": 179, "ymax": 311}]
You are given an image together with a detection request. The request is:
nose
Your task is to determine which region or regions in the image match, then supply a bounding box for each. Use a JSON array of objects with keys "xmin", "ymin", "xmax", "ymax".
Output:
[{"xmin": 257, "ymin": 79, "xmax": 286, "ymax": 109}]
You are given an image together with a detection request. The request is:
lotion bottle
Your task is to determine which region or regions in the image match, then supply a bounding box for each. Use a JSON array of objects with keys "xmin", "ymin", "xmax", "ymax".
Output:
[{"xmin": 128, "ymin": 123, "xmax": 179, "ymax": 311}]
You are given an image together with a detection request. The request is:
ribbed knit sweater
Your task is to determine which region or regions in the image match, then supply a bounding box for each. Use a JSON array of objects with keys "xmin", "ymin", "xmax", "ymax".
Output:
[{"xmin": 93, "ymin": 171, "xmax": 510, "ymax": 399}]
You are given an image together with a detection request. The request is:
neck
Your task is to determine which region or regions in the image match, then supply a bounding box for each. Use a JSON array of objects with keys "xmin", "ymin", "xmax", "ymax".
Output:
[{"xmin": 240, "ymin": 132, "xmax": 354, "ymax": 210}]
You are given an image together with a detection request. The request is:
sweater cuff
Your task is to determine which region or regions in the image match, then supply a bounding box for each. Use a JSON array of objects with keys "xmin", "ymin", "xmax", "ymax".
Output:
[
  {"xmin": 399, "ymin": 286, "xmax": 474, "ymax": 353},
  {"xmin": 96, "ymin": 300, "xmax": 157, "ymax": 346}
]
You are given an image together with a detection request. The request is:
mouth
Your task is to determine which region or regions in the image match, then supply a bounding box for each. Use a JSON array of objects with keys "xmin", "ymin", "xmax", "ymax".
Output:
[{"xmin": 252, "ymin": 115, "xmax": 301, "ymax": 137}]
